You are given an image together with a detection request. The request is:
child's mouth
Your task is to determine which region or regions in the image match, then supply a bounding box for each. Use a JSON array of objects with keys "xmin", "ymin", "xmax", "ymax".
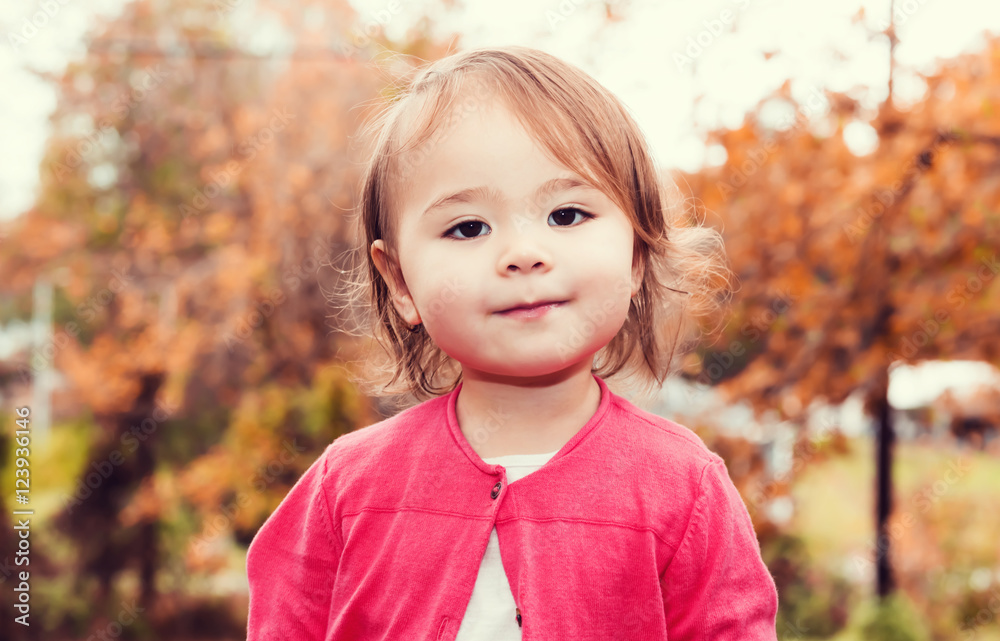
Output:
[{"xmin": 495, "ymin": 300, "xmax": 567, "ymax": 319}]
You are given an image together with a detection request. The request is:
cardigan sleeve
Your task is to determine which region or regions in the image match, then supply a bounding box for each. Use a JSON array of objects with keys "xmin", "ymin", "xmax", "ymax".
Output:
[
  {"xmin": 246, "ymin": 443, "xmax": 342, "ymax": 640},
  {"xmin": 660, "ymin": 457, "xmax": 779, "ymax": 640}
]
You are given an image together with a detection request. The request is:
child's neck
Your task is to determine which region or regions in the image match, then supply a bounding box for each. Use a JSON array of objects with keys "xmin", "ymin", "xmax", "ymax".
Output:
[{"xmin": 454, "ymin": 367, "xmax": 602, "ymax": 459}]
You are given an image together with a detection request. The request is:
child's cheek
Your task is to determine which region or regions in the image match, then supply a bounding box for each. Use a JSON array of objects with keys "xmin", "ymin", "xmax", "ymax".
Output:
[{"xmin": 419, "ymin": 274, "xmax": 474, "ymax": 326}]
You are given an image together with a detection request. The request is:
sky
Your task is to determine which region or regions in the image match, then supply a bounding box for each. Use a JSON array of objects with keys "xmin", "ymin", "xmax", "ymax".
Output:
[
  {"xmin": 3, "ymin": 0, "xmax": 1000, "ymax": 219},
  {"xmin": 1, "ymin": 0, "xmax": 999, "ymax": 407}
]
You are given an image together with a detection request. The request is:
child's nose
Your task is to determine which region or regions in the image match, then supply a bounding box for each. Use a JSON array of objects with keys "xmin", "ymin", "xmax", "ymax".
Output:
[
  {"xmin": 495, "ymin": 214, "xmax": 556, "ymax": 273},
  {"xmin": 501, "ymin": 248, "xmax": 552, "ymax": 274}
]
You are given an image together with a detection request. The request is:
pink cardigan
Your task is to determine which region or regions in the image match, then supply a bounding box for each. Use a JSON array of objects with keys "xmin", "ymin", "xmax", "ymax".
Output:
[{"xmin": 246, "ymin": 373, "xmax": 779, "ymax": 640}]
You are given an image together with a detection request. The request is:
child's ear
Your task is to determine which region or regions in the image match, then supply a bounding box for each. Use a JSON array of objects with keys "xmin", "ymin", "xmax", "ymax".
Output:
[
  {"xmin": 630, "ymin": 250, "xmax": 645, "ymax": 298},
  {"xmin": 370, "ymin": 240, "xmax": 422, "ymax": 326}
]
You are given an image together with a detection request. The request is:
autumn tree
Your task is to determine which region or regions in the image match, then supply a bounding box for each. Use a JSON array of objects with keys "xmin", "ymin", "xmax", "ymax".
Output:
[
  {"xmin": 0, "ymin": 0, "xmax": 456, "ymax": 633},
  {"xmin": 680, "ymin": 17, "xmax": 1000, "ymax": 630}
]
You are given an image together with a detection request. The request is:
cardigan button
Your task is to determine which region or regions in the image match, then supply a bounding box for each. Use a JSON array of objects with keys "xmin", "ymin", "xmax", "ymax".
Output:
[
  {"xmin": 515, "ymin": 607, "xmax": 522, "ymax": 627},
  {"xmin": 490, "ymin": 481, "xmax": 502, "ymax": 499}
]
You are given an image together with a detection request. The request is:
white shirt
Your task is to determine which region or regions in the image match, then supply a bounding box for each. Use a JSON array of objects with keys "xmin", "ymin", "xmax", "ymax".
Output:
[{"xmin": 454, "ymin": 448, "xmax": 561, "ymax": 640}]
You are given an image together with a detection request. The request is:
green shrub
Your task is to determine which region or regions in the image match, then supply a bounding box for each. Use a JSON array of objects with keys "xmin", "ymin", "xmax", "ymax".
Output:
[{"xmin": 849, "ymin": 593, "xmax": 931, "ymax": 641}]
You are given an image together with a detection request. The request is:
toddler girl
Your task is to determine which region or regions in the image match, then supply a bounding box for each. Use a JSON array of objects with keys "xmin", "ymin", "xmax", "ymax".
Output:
[{"xmin": 247, "ymin": 45, "xmax": 778, "ymax": 640}]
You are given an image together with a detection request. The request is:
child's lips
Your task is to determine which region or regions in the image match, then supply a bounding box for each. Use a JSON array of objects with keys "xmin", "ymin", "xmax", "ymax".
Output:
[
  {"xmin": 495, "ymin": 299, "xmax": 568, "ymax": 314},
  {"xmin": 495, "ymin": 300, "xmax": 567, "ymax": 319}
]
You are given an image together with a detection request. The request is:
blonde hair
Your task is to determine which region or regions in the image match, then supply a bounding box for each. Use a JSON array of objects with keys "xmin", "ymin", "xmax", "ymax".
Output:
[{"xmin": 332, "ymin": 45, "xmax": 733, "ymax": 407}]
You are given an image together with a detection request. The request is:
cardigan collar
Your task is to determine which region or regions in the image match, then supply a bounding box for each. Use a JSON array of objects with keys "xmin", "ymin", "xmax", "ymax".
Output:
[{"xmin": 444, "ymin": 372, "xmax": 613, "ymax": 475}]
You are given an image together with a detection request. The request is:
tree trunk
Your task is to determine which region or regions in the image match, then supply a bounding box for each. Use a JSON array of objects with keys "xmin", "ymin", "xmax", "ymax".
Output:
[
  {"xmin": 869, "ymin": 365, "xmax": 895, "ymax": 598},
  {"xmin": 124, "ymin": 372, "xmax": 164, "ymax": 613}
]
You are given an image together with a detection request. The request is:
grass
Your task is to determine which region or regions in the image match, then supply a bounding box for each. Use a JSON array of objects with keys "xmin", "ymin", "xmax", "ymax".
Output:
[
  {"xmin": 792, "ymin": 435, "xmax": 1000, "ymax": 569},
  {"xmin": 790, "ymin": 434, "xmax": 1000, "ymax": 640}
]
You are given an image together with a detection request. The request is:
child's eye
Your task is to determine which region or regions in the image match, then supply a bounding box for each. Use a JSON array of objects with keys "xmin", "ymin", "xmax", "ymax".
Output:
[
  {"xmin": 442, "ymin": 208, "xmax": 594, "ymax": 240},
  {"xmin": 444, "ymin": 220, "xmax": 491, "ymax": 240},
  {"xmin": 548, "ymin": 207, "xmax": 594, "ymax": 227}
]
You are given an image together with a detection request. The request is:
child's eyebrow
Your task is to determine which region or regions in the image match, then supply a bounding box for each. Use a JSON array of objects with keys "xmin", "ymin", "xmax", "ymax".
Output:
[{"xmin": 421, "ymin": 176, "xmax": 597, "ymax": 218}]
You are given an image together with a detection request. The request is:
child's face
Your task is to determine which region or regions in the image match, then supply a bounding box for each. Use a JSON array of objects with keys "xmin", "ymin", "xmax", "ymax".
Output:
[{"xmin": 371, "ymin": 98, "xmax": 642, "ymax": 379}]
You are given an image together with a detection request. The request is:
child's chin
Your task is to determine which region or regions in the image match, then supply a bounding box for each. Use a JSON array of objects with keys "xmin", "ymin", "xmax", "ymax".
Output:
[{"xmin": 475, "ymin": 358, "xmax": 589, "ymax": 380}]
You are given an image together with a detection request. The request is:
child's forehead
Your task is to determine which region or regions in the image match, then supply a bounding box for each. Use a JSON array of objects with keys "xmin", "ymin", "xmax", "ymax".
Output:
[
  {"xmin": 387, "ymin": 77, "xmax": 631, "ymax": 216},
  {"xmin": 396, "ymin": 84, "xmax": 511, "ymax": 149},
  {"xmin": 397, "ymin": 85, "xmax": 590, "ymax": 171},
  {"xmin": 392, "ymin": 99, "xmax": 527, "ymax": 181},
  {"xmin": 395, "ymin": 113, "xmax": 576, "ymax": 190}
]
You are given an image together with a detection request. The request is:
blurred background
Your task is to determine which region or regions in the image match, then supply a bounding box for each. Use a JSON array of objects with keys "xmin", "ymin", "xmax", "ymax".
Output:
[{"xmin": 1, "ymin": 0, "xmax": 999, "ymax": 639}]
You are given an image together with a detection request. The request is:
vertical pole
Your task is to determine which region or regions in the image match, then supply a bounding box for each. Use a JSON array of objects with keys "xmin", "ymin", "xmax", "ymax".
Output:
[{"xmin": 872, "ymin": 364, "xmax": 895, "ymax": 598}]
